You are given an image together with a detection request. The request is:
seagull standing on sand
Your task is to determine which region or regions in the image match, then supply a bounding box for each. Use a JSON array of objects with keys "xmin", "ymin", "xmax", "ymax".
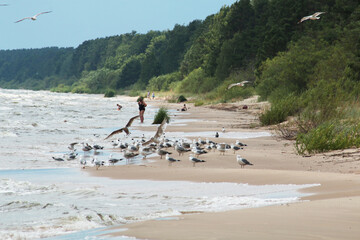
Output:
[
  {"xmin": 227, "ymin": 81, "xmax": 250, "ymax": 90},
  {"xmin": 104, "ymin": 115, "xmax": 139, "ymax": 139},
  {"xmin": 189, "ymin": 154, "xmax": 206, "ymax": 167},
  {"xmin": 298, "ymin": 12, "xmax": 325, "ymax": 24},
  {"xmin": 157, "ymin": 148, "xmax": 172, "ymax": 159},
  {"xmin": 15, "ymin": 11, "xmax": 52, "ymax": 23},
  {"xmin": 166, "ymin": 153, "xmax": 180, "ymax": 166},
  {"xmin": 231, "ymin": 144, "xmax": 243, "ymax": 154},
  {"xmin": 217, "ymin": 143, "xmax": 227, "ymax": 155},
  {"xmin": 175, "ymin": 144, "xmax": 190, "ymax": 156},
  {"xmin": 236, "ymin": 155, "xmax": 253, "ymax": 168}
]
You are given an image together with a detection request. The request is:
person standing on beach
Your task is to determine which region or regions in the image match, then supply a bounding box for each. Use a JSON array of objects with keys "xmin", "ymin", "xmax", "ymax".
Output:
[
  {"xmin": 138, "ymin": 97, "xmax": 147, "ymax": 123},
  {"xmin": 147, "ymin": 91, "xmax": 150, "ymax": 99},
  {"xmin": 152, "ymin": 92, "xmax": 155, "ymax": 99}
]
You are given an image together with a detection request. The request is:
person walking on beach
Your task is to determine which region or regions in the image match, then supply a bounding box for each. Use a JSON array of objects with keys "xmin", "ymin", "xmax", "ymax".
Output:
[
  {"xmin": 147, "ymin": 91, "xmax": 150, "ymax": 99},
  {"xmin": 138, "ymin": 96, "xmax": 147, "ymax": 123}
]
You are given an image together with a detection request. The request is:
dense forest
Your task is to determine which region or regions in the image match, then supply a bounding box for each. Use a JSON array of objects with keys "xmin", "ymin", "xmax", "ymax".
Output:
[{"xmin": 1, "ymin": 0, "xmax": 360, "ymax": 154}]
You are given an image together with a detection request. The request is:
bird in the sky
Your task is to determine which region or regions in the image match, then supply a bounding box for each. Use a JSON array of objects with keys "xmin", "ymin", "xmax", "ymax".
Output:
[
  {"xmin": 227, "ymin": 81, "xmax": 250, "ymax": 90},
  {"xmin": 298, "ymin": 12, "xmax": 325, "ymax": 24},
  {"xmin": 15, "ymin": 11, "xmax": 52, "ymax": 23},
  {"xmin": 0, "ymin": 4, "xmax": 8, "ymax": 6},
  {"xmin": 104, "ymin": 115, "xmax": 139, "ymax": 139}
]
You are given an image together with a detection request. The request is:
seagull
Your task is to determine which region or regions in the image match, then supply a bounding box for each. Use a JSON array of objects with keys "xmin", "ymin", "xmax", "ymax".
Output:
[
  {"xmin": 104, "ymin": 115, "xmax": 139, "ymax": 139},
  {"xmin": 142, "ymin": 117, "xmax": 168, "ymax": 145},
  {"xmin": 0, "ymin": 4, "xmax": 8, "ymax": 6},
  {"xmin": 139, "ymin": 146, "xmax": 153, "ymax": 159},
  {"xmin": 227, "ymin": 81, "xmax": 250, "ymax": 90},
  {"xmin": 65, "ymin": 152, "xmax": 78, "ymax": 160},
  {"xmin": 175, "ymin": 144, "xmax": 190, "ymax": 156},
  {"xmin": 15, "ymin": 11, "xmax": 52, "ymax": 23},
  {"xmin": 79, "ymin": 156, "xmax": 87, "ymax": 169},
  {"xmin": 231, "ymin": 144, "xmax": 243, "ymax": 154},
  {"xmin": 123, "ymin": 150, "xmax": 139, "ymax": 164},
  {"xmin": 189, "ymin": 154, "xmax": 206, "ymax": 167},
  {"xmin": 217, "ymin": 143, "xmax": 227, "ymax": 155},
  {"xmin": 298, "ymin": 12, "xmax": 325, "ymax": 24},
  {"xmin": 236, "ymin": 155, "xmax": 253, "ymax": 168},
  {"xmin": 191, "ymin": 147, "xmax": 207, "ymax": 158},
  {"xmin": 166, "ymin": 153, "xmax": 180, "ymax": 166},
  {"xmin": 236, "ymin": 140, "xmax": 247, "ymax": 147},
  {"xmin": 93, "ymin": 158, "xmax": 104, "ymax": 170},
  {"xmin": 52, "ymin": 156, "xmax": 65, "ymax": 162},
  {"xmin": 157, "ymin": 148, "xmax": 172, "ymax": 159},
  {"xmin": 108, "ymin": 154, "xmax": 123, "ymax": 165},
  {"xmin": 68, "ymin": 142, "xmax": 78, "ymax": 151},
  {"xmin": 81, "ymin": 142, "xmax": 93, "ymax": 153}
]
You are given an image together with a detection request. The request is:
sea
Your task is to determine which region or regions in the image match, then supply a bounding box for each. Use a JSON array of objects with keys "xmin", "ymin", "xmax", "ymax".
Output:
[{"xmin": 0, "ymin": 89, "xmax": 318, "ymax": 240}]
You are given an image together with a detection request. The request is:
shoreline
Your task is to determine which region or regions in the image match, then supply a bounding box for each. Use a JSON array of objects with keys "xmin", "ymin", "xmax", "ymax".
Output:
[{"xmin": 87, "ymin": 96, "xmax": 360, "ymax": 240}]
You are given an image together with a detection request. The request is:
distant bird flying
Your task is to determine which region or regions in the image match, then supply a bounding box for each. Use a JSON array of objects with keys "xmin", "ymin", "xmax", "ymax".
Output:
[
  {"xmin": 0, "ymin": 4, "xmax": 8, "ymax": 6},
  {"xmin": 104, "ymin": 115, "xmax": 139, "ymax": 139},
  {"xmin": 227, "ymin": 81, "xmax": 250, "ymax": 90},
  {"xmin": 15, "ymin": 11, "xmax": 52, "ymax": 23},
  {"xmin": 298, "ymin": 12, "xmax": 325, "ymax": 24}
]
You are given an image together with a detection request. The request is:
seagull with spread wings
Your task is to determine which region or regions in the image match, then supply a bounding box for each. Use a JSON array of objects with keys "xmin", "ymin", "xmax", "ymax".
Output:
[
  {"xmin": 298, "ymin": 12, "xmax": 325, "ymax": 24},
  {"xmin": 142, "ymin": 117, "xmax": 168, "ymax": 145},
  {"xmin": 227, "ymin": 81, "xmax": 250, "ymax": 90},
  {"xmin": 104, "ymin": 115, "xmax": 139, "ymax": 139},
  {"xmin": 15, "ymin": 11, "xmax": 52, "ymax": 23}
]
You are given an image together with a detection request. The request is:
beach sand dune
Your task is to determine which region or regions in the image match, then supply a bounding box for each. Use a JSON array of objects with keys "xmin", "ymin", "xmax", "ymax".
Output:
[{"xmin": 87, "ymin": 96, "xmax": 360, "ymax": 240}]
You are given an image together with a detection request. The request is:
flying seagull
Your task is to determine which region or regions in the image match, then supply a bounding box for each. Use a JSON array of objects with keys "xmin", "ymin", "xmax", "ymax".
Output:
[
  {"xmin": 142, "ymin": 117, "xmax": 168, "ymax": 145},
  {"xmin": 227, "ymin": 81, "xmax": 250, "ymax": 90},
  {"xmin": 104, "ymin": 115, "xmax": 139, "ymax": 139},
  {"xmin": 0, "ymin": 4, "xmax": 8, "ymax": 6},
  {"xmin": 15, "ymin": 11, "xmax": 52, "ymax": 23},
  {"xmin": 298, "ymin": 12, "xmax": 325, "ymax": 24}
]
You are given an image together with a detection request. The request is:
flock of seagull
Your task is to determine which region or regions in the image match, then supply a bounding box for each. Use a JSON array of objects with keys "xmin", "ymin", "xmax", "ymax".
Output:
[{"xmin": 52, "ymin": 116, "xmax": 253, "ymax": 170}]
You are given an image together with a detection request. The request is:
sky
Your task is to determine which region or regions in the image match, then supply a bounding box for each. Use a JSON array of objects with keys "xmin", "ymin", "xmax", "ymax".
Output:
[{"xmin": 0, "ymin": 0, "xmax": 238, "ymax": 50}]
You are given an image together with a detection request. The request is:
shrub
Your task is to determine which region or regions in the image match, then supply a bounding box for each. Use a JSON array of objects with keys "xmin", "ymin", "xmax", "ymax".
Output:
[
  {"xmin": 295, "ymin": 120, "xmax": 360, "ymax": 155},
  {"xmin": 153, "ymin": 107, "xmax": 170, "ymax": 124},
  {"xmin": 104, "ymin": 89, "xmax": 116, "ymax": 98},
  {"xmin": 177, "ymin": 95, "xmax": 187, "ymax": 102},
  {"xmin": 259, "ymin": 94, "xmax": 300, "ymax": 125}
]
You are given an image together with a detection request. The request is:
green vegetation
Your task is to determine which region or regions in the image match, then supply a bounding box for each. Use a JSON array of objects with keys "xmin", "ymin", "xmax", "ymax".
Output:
[
  {"xmin": 1, "ymin": 0, "xmax": 360, "ymax": 154},
  {"xmin": 104, "ymin": 89, "xmax": 116, "ymax": 98},
  {"xmin": 177, "ymin": 95, "xmax": 187, "ymax": 103},
  {"xmin": 153, "ymin": 107, "xmax": 170, "ymax": 124}
]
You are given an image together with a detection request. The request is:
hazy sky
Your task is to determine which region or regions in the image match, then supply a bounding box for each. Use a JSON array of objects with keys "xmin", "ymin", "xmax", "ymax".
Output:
[{"xmin": 0, "ymin": 0, "xmax": 238, "ymax": 50}]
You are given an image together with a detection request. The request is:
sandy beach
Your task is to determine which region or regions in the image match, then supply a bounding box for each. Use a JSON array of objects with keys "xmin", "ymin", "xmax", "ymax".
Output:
[{"xmin": 87, "ymin": 96, "xmax": 360, "ymax": 240}]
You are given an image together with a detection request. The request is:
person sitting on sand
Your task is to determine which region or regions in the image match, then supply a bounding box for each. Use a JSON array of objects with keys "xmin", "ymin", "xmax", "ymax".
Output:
[{"xmin": 117, "ymin": 104, "xmax": 122, "ymax": 110}]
